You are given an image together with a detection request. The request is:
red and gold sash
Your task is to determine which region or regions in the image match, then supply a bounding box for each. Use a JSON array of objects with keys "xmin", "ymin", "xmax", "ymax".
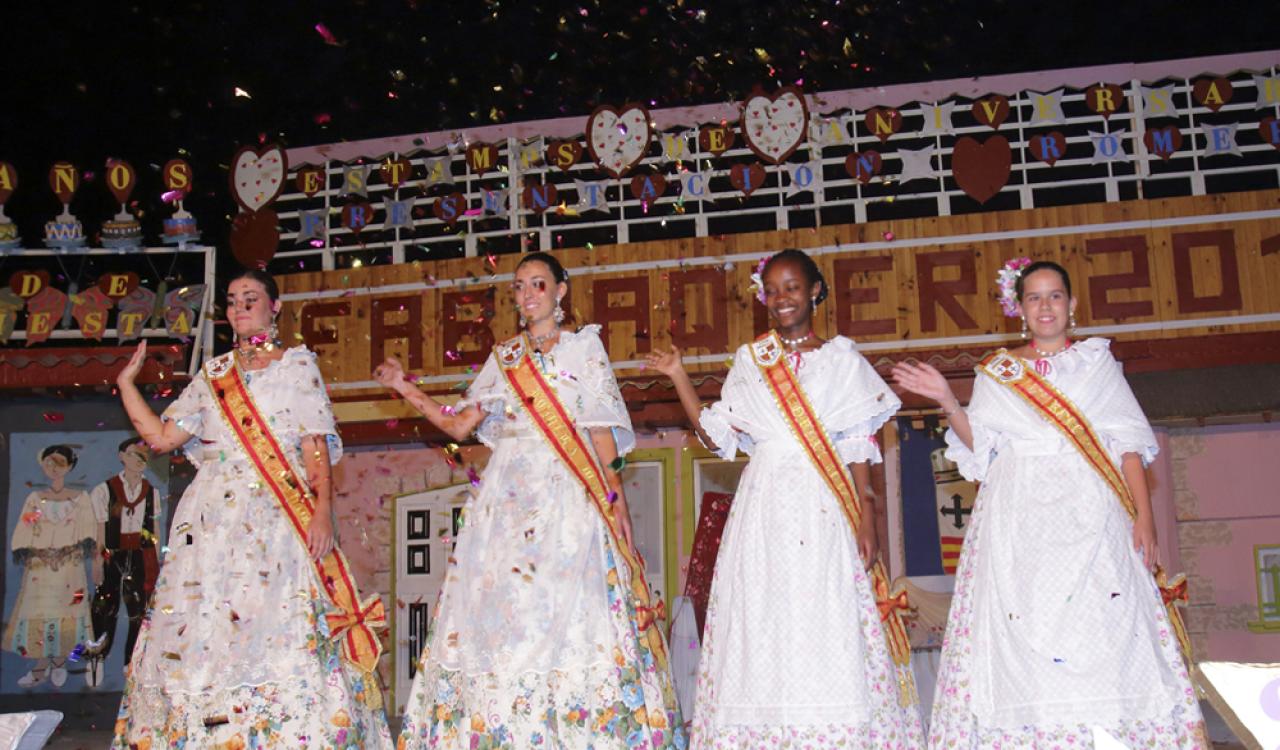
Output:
[
  {"xmin": 978, "ymin": 349, "xmax": 1192, "ymax": 659},
  {"xmin": 206, "ymin": 353, "xmax": 386, "ymax": 675},
  {"xmin": 750, "ymin": 332, "xmax": 916, "ymax": 703},
  {"xmin": 495, "ymin": 335, "xmax": 669, "ymax": 671}
]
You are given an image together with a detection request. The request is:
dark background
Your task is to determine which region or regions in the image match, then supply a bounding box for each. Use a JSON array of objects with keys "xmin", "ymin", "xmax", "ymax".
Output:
[{"xmin": 1, "ymin": 0, "xmax": 1274, "ymax": 269}]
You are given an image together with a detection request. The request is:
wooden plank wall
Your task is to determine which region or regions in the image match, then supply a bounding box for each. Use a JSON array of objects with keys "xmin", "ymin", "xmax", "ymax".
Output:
[{"xmin": 277, "ymin": 190, "xmax": 1280, "ymax": 397}]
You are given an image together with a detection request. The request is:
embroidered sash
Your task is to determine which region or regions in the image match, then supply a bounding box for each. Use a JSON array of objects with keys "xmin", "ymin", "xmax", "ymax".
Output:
[
  {"xmin": 750, "ymin": 332, "xmax": 916, "ymax": 703},
  {"xmin": 978, "ymin": 349, "xmax": 1192, "ymax": 659},
  {"xmin": 206, "ymin": 353, "xmax": 386, "ymax": 674},
  {"xmin": 494, "ymin": 335, "xmax": 670, "ymax": 671}
]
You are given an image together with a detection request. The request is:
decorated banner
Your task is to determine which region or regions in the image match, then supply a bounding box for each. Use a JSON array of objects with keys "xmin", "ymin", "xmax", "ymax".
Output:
[{"xmin": 0, "ymin": 270, "xmax": 204, "ymax": 345}]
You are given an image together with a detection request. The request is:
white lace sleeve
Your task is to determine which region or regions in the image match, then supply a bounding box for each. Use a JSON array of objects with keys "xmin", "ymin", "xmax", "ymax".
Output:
[
  {"xmin": 564, "ymin": 326, "xmax": 636, "ymax": 456},
  {"xmin": 698, "ymin": 346, "xmax": 758, "ymax": 460},
  {"xmin": 455, "ymin": 353, "xmax": 508, "ymax": 449},
  {"xmin": 943, "ymin": 374, "xmax": 999, "ymax": 482},
  {"xmin": 284, "ymin": 348, "xmax": 344, "ymax": 464},
  {"xmin": 161, "ymin": 374, "xmax": 210, "ymax": 440},
  {"xmin": 825, "ymin": 339, "xmax": 901, "ymax": 465},
  {"xmin": 1089, "ymin": 342, "xmax": 1158, "ymax": 466}
]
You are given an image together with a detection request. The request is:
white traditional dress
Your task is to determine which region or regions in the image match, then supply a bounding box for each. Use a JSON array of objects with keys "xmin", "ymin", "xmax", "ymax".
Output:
[
  {"xmin": 5, "ymin": 489, "xmax": 96, "ymax": 659},
  {"xmin": 399, "ymin": 325, "xmax": 686, "ymax": 750},
  {"xmin": 692, "ymin": 336, "xmax": 925, "ymax": 749},
  {"xmin": 112, "ymin": 347, "xmax": 391, "ymax": 749},
  {"xmin": 930, "ymin": 338, "xmax": 1206, "ymax": 749}
]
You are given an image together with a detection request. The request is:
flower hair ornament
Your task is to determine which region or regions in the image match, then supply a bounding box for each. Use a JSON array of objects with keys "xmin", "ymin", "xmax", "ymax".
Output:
[
  {"xmin": 749, "ymin": 255, "xmax": 771, "ymax": 304},
  {"xmin": 996, "ymin": 256, "xmax": 1033, "ymax": 317}
]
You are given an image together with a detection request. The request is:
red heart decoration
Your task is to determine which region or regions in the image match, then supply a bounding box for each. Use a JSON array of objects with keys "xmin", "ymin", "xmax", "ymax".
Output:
[
  {"xmin": 97, "ymin": 272, "xmax": 141, "ymax": 299},
  {"xmin": 1192, "ymin": 77, "xmax": 1233, "ymax": 112},
  {"xmin": 1085, "ymin": 84, "xmax": 1126, "ymax": 119},
  {"xmin": 341, "ymin": 201, "xmax": 376, "ymax": 234},
  {"xmin": 230, "ymin": 208, "xmax": 280, "ymax": 269},
  {"xmin": 1142, "ymin": 126, "xmax": 1183, "ymax": 160},
  {"xmin": 629, "ymin": 173, "xmax": 667, "ymax": 201},
  {"xmin": 295, "ymin": 166, "xmax": 325, "ymax": 197},
  {"xmin": 972, "ymin": 95, "xmax": 1009, "ymax": 130},
  {"xmin": 380, "ymin": 157, "xmax": 413, "ymax": 189},
  {"xmin": 10, "ymin": 270, "xmax": 50, "ymax": 298},
  {"xmin": 952, "ymin": 135, "xmax": 1011, "ymax": 205},
  {"xmin": 729, "ymin": 163, "xmax": 767, "ymax": 196},
  {"xmin": 1259, "ymin": 117, "xmax": 1280, "ymax": 150},
  {"xmin": 105, "ymin": 159, "xmax": 136, "ymax": 205},
  {"xmin": 0, "ymin": 161, "xmax": 16, "ymax": 204},
  {"xmin": 843, "ymin": 151, "xmax": 882, "ymax": 183},
  {"xmin": 864, "ymin": 107, "xmax": 902, "ymax": 143},
  {"xmin": 521, "ymin": 182, "xmax": 559, "ymax": 213},
  {"xmin": 546, "ymin": 140, "xmax": 584, "ymax": 171},
  {"xmin": 432, "ymin": 193, "xmax": 467, "ymax": 226},
  {"xmin": 466, "ymin": 143, "xmax": 500, "ymax": 176},
  {"xmin": 1028, "ymin": 132, "xmax": 1067, "ymax": 166},
  {"xmin": 698, "ymin": 125, "xmax": 735, "ymax": 156}
]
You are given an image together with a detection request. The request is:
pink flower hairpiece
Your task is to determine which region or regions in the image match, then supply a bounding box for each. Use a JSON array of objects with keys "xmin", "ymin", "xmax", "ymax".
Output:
[
  {"xmin": 749, "ymin": 255, "xmax": 771, "ymax": 304},
  {"xmin": 996, "ymin": 257, "xmax": 1032, "ymax": 317}
]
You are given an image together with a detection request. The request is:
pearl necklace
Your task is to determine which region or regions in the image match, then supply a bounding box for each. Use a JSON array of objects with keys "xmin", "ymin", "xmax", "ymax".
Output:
[
  {"xmin": 780, "ymin": 331, "xmax": 813, "ymax": 350},
  {"xmin": 1030, "ymin": 340, "xmax": 1072, "ymax": 359}
]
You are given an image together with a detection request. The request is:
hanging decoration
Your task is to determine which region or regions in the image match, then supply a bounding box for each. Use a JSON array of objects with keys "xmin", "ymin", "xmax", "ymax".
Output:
[
  {"xmin": 228, "ymin": 144, "xmax": 288, "ymax": 268},
  {"xmin": 1192, "ymin": 77, "xmax": 1233, "ymax": 111},
  {"xmin": 1143, "ymin": 126, "xmax": 1183, "ymax": 160},
  {"xmin": 739, "ymin": 87, "xmax": 808, "ymax": 163},
  {"xmin": 863, "ymin": 107, "xmax": 902, "ymax": 143},
  {"xmin": 698, "ymin": 124, "xmax": 735, "ymax": 157},
  {"xmin": 586, "ymin": 104, "xmax": 651, "ymax": 178},
  {"xmin": 0, "ymin": 161, "xmax": 19, "ymax": 250},
  {"xmin": 729, "ymin": 163, "xmax": 767, "ymax": 196},
  {"xmin": 547, "ymin": 140, "xmax": 583, "ymax": 171},
  {"xmin": 45, "ymin": 161, "xmax": 86, "ymax": 250},
  {"xmin": 1028, "ymin": 132, "xmax": 1068, "ymax": 166},
  {"xmin": 919, "ymin": 102, "xmax": 957, "ymax": 136},
  {"xmin": 971, "ymin": 95, "xmax": 1010, "ymax": 130},
  {"xmin": 161, "ymin": 158, "xmax": 199, "ymax": 245},
  {"xmin": 844, "ymin": 150, "xmax": 882, "ymax": 184},
  {"xmin": 296, "ymin": 165, "xmax": 325, "ymax": 197},
  {"xmin": 102, "ymin": 159, "xmax": 142, "ymax": 250},
  {"xmin": 1085, "ymin": 83, "xmax": 1127, "ymax": 119},
  {"xmin": 952, "ymin": 135, "xmax": 1012, "ymax": 204}
]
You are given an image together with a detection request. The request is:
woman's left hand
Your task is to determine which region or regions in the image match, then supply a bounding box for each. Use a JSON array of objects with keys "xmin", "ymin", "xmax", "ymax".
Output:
[
  {"xmin": 855, "ymin": 523, "xmax": 878, "ymax": 570},
  {"xmin": 1133, "ymin": 514, "xmax": 1158, "ymax": 571},
  {"xmin": 307, "ymin": 513, "xmax": 335, "ymax": 560},
  {"xmin": 612, "ymin": 493, "xmax": 635, "ymax": 555}
]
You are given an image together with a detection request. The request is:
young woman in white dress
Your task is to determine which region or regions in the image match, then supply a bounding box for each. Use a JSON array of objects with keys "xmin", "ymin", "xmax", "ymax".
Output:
[
  {"xmin": 647, "ymin": 249, "xmax": 925, "ymax": 750},
  {"xmin": 378, "ymin": 252, "xmax": 685, "ymax": 750},
  {"xmin": 111, "ymin": 269, "xmax": 391, "ymax": 749},
  {"xmin": 892, "ymin": 260, "xmax": 1207, "ymax": 749}
]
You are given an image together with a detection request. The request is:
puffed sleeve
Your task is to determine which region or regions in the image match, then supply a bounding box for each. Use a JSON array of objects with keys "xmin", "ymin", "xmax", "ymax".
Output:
[
  {"xmin": 455, "ymin": 352, "xmax": 510, "ymax": 449},
  {"xmin": 565, "ymin": 325, "xmax": 636, "ymax": 456},
  {"xmin": 161, "ymin": 374, "xmax": 210, "ymax": 439},
  {"xmin": 824, "ymin": 339, "xmax": 901, "ymax": 465},
  {"xmin": 284, "ymin": 348, "xmax": 344, "ymax": 464},
  {"xmin": 1087, "ymin": 341, "xmax": 1158, "ymax": 466},
  {"xmin": 698, "ymin": 345, "xmax": 763, "ymax": 460},
  {"xmin": 943, "ymin": 374, "xmax": 1000, "ymax": 483}
]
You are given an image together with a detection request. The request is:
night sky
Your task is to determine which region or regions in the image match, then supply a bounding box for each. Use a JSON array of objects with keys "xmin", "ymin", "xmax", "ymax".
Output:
[{"xmin": 0, "ymin": 0, "xmax": 1274, "ymax": 257}]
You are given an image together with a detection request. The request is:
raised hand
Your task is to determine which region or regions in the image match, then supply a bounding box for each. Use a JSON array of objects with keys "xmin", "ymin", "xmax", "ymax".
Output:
[
  {"xmin": 643, "ymin": 345, "xmax": 685, "ymax": 378},
  {"xmin": 890, "ymin": 361, "xmax": 955, "ymax": 406},
  {"xmin": 117, "ymin": 340, "xmax": 147, "ymax": 387},
  {"xmin": 372, "ymin": 357, "xmax": 407, "ymax": 390}
]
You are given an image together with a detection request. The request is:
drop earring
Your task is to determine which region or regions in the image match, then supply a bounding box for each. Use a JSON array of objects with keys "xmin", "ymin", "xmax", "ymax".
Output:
[
  {"xmin": 1069, "ymin": 311, "xmax": 1077, "ymax": 331},
  {"xmin": 553, "ymin": 298, "xmax": 566, "ymax": 325},
  {"xmin": 1020, "ymin": 317, "xmax": 1029, "ymax": 340},
  {"xmin": 811, "ymin": 297, "xmax": 818, "ymax": 314}
]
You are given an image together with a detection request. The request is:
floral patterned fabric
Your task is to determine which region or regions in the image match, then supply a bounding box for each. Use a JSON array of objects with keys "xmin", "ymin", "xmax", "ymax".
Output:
[
  {"xmin": 398, "ymin": 327, "xmax": 685, "ymax": 750},
  {"xmin": 932, "ymin": 339, "xmax": 1208, "ymax": 749},
  {"xmin": 691, "ymin": 338, "xmax": 925, "ymax": 749},
  {"xmin": 112, "ymin": 347, "xmax": 391, "ymax": 749}
]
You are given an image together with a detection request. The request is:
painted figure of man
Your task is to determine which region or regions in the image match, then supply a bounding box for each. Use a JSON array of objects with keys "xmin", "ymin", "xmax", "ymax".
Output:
[{"xmin": 87, "ymin": 437, "xmax": 161, "ymax": 685}]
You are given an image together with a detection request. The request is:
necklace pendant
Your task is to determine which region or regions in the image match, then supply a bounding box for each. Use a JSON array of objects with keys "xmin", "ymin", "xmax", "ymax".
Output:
[{"xmin": 1034, "ymin": 358, "xmax": 1051, "ymax": 376}]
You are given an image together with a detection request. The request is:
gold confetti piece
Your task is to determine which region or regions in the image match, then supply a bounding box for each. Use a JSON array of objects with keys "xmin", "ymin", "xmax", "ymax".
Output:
[{"xmin": 163, "ymin": 652, "xmax": 182, "ymax": 660}]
